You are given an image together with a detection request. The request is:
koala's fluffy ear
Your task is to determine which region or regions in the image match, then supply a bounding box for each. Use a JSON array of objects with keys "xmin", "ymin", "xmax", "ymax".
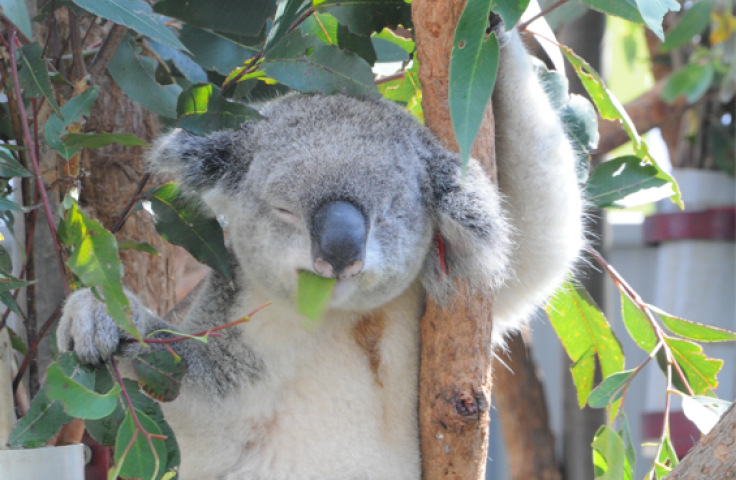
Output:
[
  {"xmin": 147, "ymin": 126, "xmax": 253, "ymax": 211},
  {"xmin": 416, "ymin": 131, "xmax": 512, "ymax": 303}
]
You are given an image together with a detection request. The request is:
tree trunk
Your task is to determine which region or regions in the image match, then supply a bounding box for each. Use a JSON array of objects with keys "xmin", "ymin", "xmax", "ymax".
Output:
[
  {"xmin": 667, "ymin": 402, "xmax": 736, "ymax": 479},
  {"xmin": 493, "ymin": 331, "xmax": 562, "ymax": 480},
  {"xmin": 412, "ymin": 2, "xmax": 497, "ymax": 479}
]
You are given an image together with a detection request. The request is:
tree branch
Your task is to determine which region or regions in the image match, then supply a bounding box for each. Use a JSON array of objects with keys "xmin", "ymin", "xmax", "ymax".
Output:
[{"xmin": 88, "ymin": 24, "xmax": 127, "ymax": 80}]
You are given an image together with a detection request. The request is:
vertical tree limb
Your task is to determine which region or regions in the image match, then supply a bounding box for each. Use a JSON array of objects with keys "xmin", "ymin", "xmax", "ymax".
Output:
[{"xmin": 413, "ymin": 1, "xmax": 497, "ymax": 478}]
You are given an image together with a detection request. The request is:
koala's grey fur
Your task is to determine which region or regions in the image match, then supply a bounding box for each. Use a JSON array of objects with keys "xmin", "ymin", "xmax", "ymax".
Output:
[{"xmin": 58, "ymin": 30, "xmax": 583, "ymax": 479}]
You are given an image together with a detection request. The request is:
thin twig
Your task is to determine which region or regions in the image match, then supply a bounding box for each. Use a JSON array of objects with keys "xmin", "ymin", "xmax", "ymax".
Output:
[
  {"xmin": 374, "ymin": 71, "xmax": 406, "ymax": 85},
  {"xmin": 81, "ymin": 16, "xmax": 98, "ymax": 49},
  {"xmin": 41, "ymin": 0, "xmax": 57, "ymax": 59},
  {"xmin": 111, "ymin": 172, "xmax": 150, "ymax": 233},
  {"xmin": 7, "ymin": 30, "xmax": 71, "ymax": 297},
  {"xmin": 88, "ymin": 24, "xmax": 127, "ymax": 80},
  {"xmin": 111, "ymin": 357, "xmax": 168, "ymax": 443},
  {"xmin": 12, "ymin": 303, "xmax": 63, "ymax": 392},
  {"xmin": 518, "ymin": 0, "xmax": 572, "ymax": 31}
]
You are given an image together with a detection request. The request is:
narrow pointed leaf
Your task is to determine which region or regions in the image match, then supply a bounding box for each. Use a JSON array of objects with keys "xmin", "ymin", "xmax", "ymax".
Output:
[
  {"xmin": 316, "ymin": 0, "xmax": 412, "ymax": 36},
  {"xmin": 45, "ymin": 87, "xmax": 100, "ymax": 160},
  {"xmin": 17, "ymin": 43, "xmax": 62, "ymax": 118},
  {"xmin": 0, "ymin": 149, "xmax": 31, "ymax": 177},
  {"xmin": 588, "ymin": 369, "xmax": 635, "ymax": 408},
  {"xmin": 178, "ymin": 25, "xmax": 259, "ymax": 76},
  {"xmin": 154, "ymin": 0, "xmax": 276, "ymax": 37},
  {"xmin": 449, "ymin": 0, "xmax": 499, "ymax": 171},
  {"xmin": 63, "ymin": 132, "xmax": 149, "ymax": 149},
  {"xmin": 145, "ymin": 183, "xmax": 231, "ymax": 280},
  {"xmin": 580, "ymin": 0, "xmax": 645, "ymax": 24},
  {"xmin": 656, "ymin": 308, "xmax": 736, "ymax": 342},
  {"xmin": 118, "ymin": 240, "xmax": 159, "ymax": 256},
  {"xmin": 660, "ymin": 1, "xmax": 712, "ymax": 52},
  {"xmin": 492, "ymin": 0, "xmax": 531, "ymax": 31},
  {"xmin": 587, "ymin": 155, "xmax": 673, "ymax": 208},
  {"xmin": 620, "ymin": 289, "xmax": 659, "ymax": 353},
  {"xmin": 662, "ymin": 62, "xmax": 715, "ymax": 104},
  {"xmin": 176, "ymin": 84, "xmax": 262, "ymax": 136},
  {"xmin": 265, "ymin": 0, "xmax": 313, "ymax": 52},
  {"xmin": 72, "ymin": 0, "xmax": 187, "ymax": 52},
  {"xmin": 592, "ymin": 426, "xmax": 626, "ymax": 480}
]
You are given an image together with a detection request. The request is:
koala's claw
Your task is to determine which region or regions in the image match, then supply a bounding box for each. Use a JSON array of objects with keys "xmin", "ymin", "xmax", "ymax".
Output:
[{"xmin": 57, "ymin": 289, "xmax": 141, "ymax": 365}]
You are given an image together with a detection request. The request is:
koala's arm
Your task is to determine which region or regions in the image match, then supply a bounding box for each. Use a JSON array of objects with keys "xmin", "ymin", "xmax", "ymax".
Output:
[
  {"xmin": 58, "ymin": 267, "xmax": 261, "ymax": 394},
  {"xmin": 491, "ymin": 31, "xmax": 584, "ymax": 333}
]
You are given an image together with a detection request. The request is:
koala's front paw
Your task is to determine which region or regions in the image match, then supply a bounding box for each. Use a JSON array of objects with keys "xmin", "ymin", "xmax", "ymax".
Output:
[{"xmin": 57, "ymin": 289, "xmax": 142, "ymax": 364}]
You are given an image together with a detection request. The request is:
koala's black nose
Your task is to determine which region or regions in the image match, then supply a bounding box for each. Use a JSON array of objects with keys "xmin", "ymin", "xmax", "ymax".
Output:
[{"xmin": 311, "ymin": 201, "xmax": 367, "ymax": 279}]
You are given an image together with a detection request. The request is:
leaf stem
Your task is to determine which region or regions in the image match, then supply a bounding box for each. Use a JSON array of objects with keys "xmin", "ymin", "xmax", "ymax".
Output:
[
  {"xmin": 375, "ymin": 71, "xmax": 406, "ymax": 85},
  {"xmin": 7, "ymin": 30, "xmax": 71, "ymax": 297},
  {"xmin": 110, "ymin": 356, "xmax": 167, "ymax": 441},
  {"xmin": 88, "ymin": 24, "xmax": 127, "ymax": 80},
  {"xmin": 518, "ymin": 0, "xmax": 572, "ymax": 31},
  {"xmin": 12, "ymin": 302, "xmax": 63, "ymax": 392},
  {"xmin": 111, "ymin": 172, "xmax": 151, "ymax": 233}
]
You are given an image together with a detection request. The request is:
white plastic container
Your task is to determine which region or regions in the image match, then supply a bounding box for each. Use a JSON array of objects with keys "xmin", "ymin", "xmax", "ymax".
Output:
[{"xmin": 0, "ymin": 444, "xmax": 85, "ymax": 480}]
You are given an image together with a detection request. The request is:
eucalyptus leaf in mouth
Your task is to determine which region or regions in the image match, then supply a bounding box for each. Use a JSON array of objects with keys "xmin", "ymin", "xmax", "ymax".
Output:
[{"xmin": 297, "ymin": 270, "xmax": 338, "ymax": 328}]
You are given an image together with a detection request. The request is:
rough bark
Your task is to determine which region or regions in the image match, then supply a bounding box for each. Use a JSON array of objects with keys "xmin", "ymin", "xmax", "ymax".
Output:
[
  {"xmin": 667, "ymin": 402, "xmax": 736, "ymax": 479},
  {"xmin": 412, "ymin": 1, "xmax": 497, "ymax": 479},
  {"xmin": 492, "ymin": 331, "xmax": 561, "ymax": 480}
]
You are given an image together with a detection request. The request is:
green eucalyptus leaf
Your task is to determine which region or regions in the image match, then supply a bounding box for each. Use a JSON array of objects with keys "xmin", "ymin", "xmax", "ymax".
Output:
[
  {"xmin": 63, "ymin": 132, "xmax": 149, "ymax": 149},
  {"xmin": 176, "ymin": 84, "xmax": 262, "ymax": 135},
  {"xmin": 492, "ymin": 0, "xmax": 530, "ymax": 31},
  {"xmin": 620, "ymin": 289, "xmax": 659, "ymax": 353},
  {"xmin": 297, "ymin": 270, "xmax": 337, "ymax": 328},
  {"xmin": 262, "ymin": 30, "xmax": 379, "ymax": 97},
  {"xmin": 581, "ymin": 0, "xmax": 645, "ymax": 25},
  {"xmin": 7, "ymin": 326, "xmax": 27, "ymax": 354},
  {"xmin": 0, "ymin": 243, "xmax": 12, "ymax": 272},
  {"xmin": 145, "ymin": 183, "xmax": 231, "ymax": 280},
  {"xmin": 108, "ymin": 35, "xmax": 182, "ymax": 119},
  {"xmin": 562, "ymin": 46, "xmax": 682, "ymax": 207},
  {"xmin": 662, "ymin": 62, "xmax": 715, "ymax": 104},
  {"xmin": 634, "ymin": 0, "xmax": 681, "ymax": 40},
  {"xmin": 586, "ymin": 155, "xmax": 673, "ymax": 209},
  {"xmin": 44, "ymin": 86, "xmax": 100, "ymax": 160},
  {"xmin": 9, "ymin": 389, "xmax": 72, "ymax": 448},
  {"xmin": 266, "ymin": 0, "xmax": 313, "ymax": 52},
  {"xmin": 178, "ymin": 25, "xmax": 259, "ymax": 76},
  {"xmin": 0, "ymin": 272, "xmax": 33, "ymax": 291},
  {"xmin": 133, "ymin": 351, "xmax": 188, "ymax": 402},
  {"xmin": 0, "ymin": 149, "xmax": 31, "ymax": 177},
  {"xmin": 0, "ymin": 290, "xmax": 23, "ymax": 319},
  {"xmin": 656, "ymin": 308, "xmax": 736, "ymax": 342},
  {"xmin": 591, "ymin": 426, "xmax": 626, "ymax": 480},
  {"xmin": 660, "ymin": 1, "xmax": 712, "ymax": 52},
  {"xmin": 16, "ymin": 43, "xmax": 62, "ymax": 118},
  {"xmin": 300, "ymin": 12, "xmax": 378, "ymax": 65},
  {"xmin": 588, "ymin": 369, "xmax": 635, "ymax": 408},
  {"xmin": 1, "ymin": 0, "xmax": 31, "ymax": 38},
  {"xmin": 148, "ymin": 39, "xmax": 208, "ymax": 84},
  {"xmin": 653, "ymin": 433, "xmax": 678, "ymax": 477},
  {"xmin": 154, "ymin": 0, "xmax": 277, "ymax": 37},
  {"xmin": 316, "ymin": 0, "xmax": 413, "ymax": 37},
  {"xmin": 72, "ymin": 0, "xmax": 187, "ymax": 52},
  {"xmin": 115, "ymin": 408, "xmax": 168, "ymax": 480},
  {"xmin": 0, "ymin": 196, "xmax": 26, "ymax": 212},
  {"xmin": 118, "ymin": 240, "xmax": 159, "ymax": 256},
  {"xmin": 665, "ymin": 336, "xmax": 723, "ymax": 395},
  {"xmin": 449, "ymin": 0, "xmax": 500, "ymax": 171}
]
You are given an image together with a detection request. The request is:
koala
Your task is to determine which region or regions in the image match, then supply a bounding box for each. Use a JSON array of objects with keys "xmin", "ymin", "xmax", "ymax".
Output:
[{"xmin": 58, "ymin": 30, "xmax": 583, "ymax": 480}]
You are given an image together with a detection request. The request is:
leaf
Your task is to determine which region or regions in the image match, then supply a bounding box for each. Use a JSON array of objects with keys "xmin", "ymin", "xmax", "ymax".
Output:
[
  {"xmin": 8, "ymin": 389, "xmax": 72, "ymax": 448},
  {"xmin": 108, "ymin": 35, "xmax": 182, "ymax": 119},
  {"xmin": 316, "ymin": 0, "xmax": 413, "ymax": 37},
  {"xmin": 634, "ymin": 0, "xmax": 681, "ymax": 40},
  {"xmin": 115, "ymin": 409, "xmax": 168, "ymax": 480},
  {"xmin": 449, "ymin": 0, "xmax": 500, "ymax": 171},
  {"xmin": 44, "ymin": 355, "xmax": 121, "ymax": 419},
  {"xmin": 147, "ymin": 39, "xmax": 208, "ymax": 84},
  {"xmin": 72, "ymin": 0, "xmax": 187, "ymax": 52},
  {"xmin": 580, "ymin": 0, "xmax": 645, "ymax": 25},
  {"xmin": 378, "ymin": 57, "xmax": 420, "ymax": 103},
  {"xmin": 591, "ymin": 426, "xmax": 626, "ymax": 480},
  {"xmin": 682, "ymin": 395, "xmax": 731, "ymax": 434},
  {"xmin": 571, "ymin": 352, "xmax": 596, "ymax": 408},
  {"xmin": 659, "ymin": 1, "xmax": 712, "ymax": 52},
  {"xmin": 16, "ymin": 43, "xmax": 62, "ymax": 118},
  {"xmin": 118, "ymin": 239, "xmax": 159, "ymax": 256},
  {"xmin": 588, "ymin": 369, "xmax": 635, "ymax": 408},
  {"xmin": 0, "ymin": 243, "xmax": 12, "ymax": 272},
  {"xmin": 586, "ymin": 155, "xmax": 673, "ymax": 208},
  {"xmin": 44, "ymin": 86, "xmax": 100, "ymax": 160},
  {"xmin": 546, "ymin": 281, "xmax": 625, "ymax": 376},
  {"xmin": 661, "ymin": 62, "xmax": 715, "ymax": 104},
  {"xmin": 0, "ymin": 272, "xmax": 34, "ymax": 291},
  {"xmin": 145, "ymin": 183, "xmax": 231, "ymax": 280},
  {"xmin": 619, "ymin": 412, "xmax": 637, "ymax": 480},
  {"xmin": 154, "ymin": 0, "xmax": 277, "ymax": 37},
  {"xmin": 492, "ymin": 0, "xmax": 531, "ymax": 31},
  {"xmin": 265, "ymin": 0, "xmax": 313, "ymax": 52},
  {"xmin": 63, "ymin": 132, "xmax": 150, "ymax": 149},
  {"xmin": 561, "ymin": 46, "xmax": 682, "ymax": 208},
  {"xmin": 176, "ymin": 84, "xmax": 262, "ymax": 135},
  {"xmin": 300, "ymin": 12, "xmax": 378, "ymax": 65},
  {"xmin": 665, "ymin": 336, "xmax": 723, "ymax": 395},
  {"xmin": 620, "ymin": 289, "xmax": 659, "ymax": 353},
  {"xmin": 0, "ymin": 148, "xmax": 31, "ymax": 177},
  {"xmin": 656, "ymin": 308, "xmax": 736, "ymax": 342},
  {"xmin": 7, "ymin": 326, "xmax": 27, "ymax": 354},
  {"xmin": 372, "ymin": 30, "xmax": 412, "ymax": 63},
  {"xmin": 654, "ymin": 433, "xmax": 678, "ymax": 477},
  {"xmin": 534, "ymin": 59, "xmax": 570, "ymax": 111},
  {"xmin": 261, "ymin": 30, "xmax": 379, "ymax": 97},
  {"xmin": 0, "ymin": 0, "xmax": 32, "ymax": 38},
  {"xmin": 63, "ymin": 202, "xmax": 140, "ymax": 340},
  {"xmin": 178, "ymin": 25, "xmax": 259, "ymax": 76},
  {"xmin": 297, "ymin": 270, "xmax": 337, "ymax": 328},
  {"xmin": 0, "ymin": 196, "xmax": 26, "ymax": 212},
  {"xmin": 133, "ymin": 351, "xmax": 187, "ymax": 402},
  {"xmin": 560, "ymin": 94, "xmax": 599, "ymax": 153}
]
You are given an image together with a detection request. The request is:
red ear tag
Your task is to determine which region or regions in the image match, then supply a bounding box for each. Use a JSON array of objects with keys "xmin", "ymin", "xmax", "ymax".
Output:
[{"xmin": 435, "ymin": 232, "xmax": 447, "ymax": 276}]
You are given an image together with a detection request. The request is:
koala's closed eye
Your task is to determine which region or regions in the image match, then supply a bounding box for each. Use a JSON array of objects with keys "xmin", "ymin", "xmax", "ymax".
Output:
[{"xmin": 273, "ymin": 206, "xmax": 300, "ymax": 223}]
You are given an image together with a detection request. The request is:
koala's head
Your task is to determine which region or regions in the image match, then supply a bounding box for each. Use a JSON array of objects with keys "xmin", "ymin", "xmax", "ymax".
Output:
[{"xmin": 149, "ymin": 94, "xmax": 510, "ymax": 314}]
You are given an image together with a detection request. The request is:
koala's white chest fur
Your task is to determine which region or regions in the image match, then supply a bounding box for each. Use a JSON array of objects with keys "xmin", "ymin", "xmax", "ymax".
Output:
[{"xmin": 162, "ymin": 285, "xmax": 423, "ymax": 480}]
